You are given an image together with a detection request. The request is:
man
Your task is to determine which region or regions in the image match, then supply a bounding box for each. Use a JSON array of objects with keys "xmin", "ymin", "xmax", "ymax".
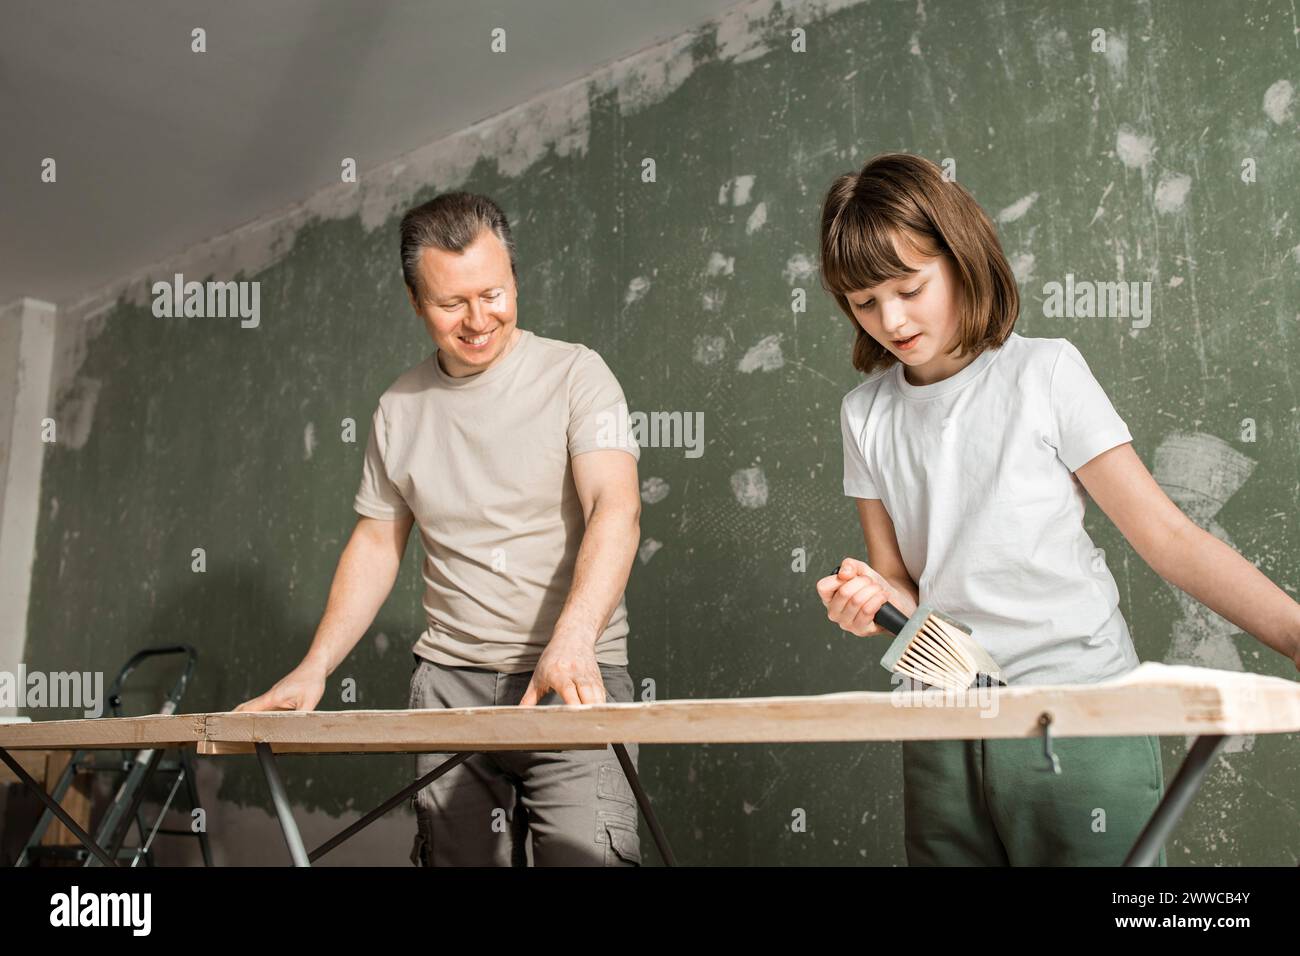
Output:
[{"xmin": 236, "ymin": 192, "xmax": 644, "ymax": 866}]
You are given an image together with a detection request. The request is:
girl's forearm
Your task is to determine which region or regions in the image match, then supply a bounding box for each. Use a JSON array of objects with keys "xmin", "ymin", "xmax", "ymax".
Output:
[
  {"xmin": 884, "ymin": 576, "xmax": 920, "ymax": 616},
  {"xmin": 1155, "ymin": 523, "xmax": 1300, "ymax": 669}
]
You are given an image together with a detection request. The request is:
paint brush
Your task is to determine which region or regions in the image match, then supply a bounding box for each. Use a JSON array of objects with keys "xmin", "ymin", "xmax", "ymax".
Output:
[{"xmin": 831, "ymin": 567, "xmax": 1005, "ymax": 690}]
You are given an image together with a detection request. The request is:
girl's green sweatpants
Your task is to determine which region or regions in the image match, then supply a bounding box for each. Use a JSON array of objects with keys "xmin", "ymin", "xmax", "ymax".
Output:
[{"xmin": 901, "ymin": 734, "xmax": 1166, "ymax": 866}]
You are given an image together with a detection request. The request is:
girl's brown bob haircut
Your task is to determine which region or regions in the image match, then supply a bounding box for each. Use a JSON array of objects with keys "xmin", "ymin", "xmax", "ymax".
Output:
[{"xmin": 819, "ymin": 152, "xmax": 1020, "ymax": 376}]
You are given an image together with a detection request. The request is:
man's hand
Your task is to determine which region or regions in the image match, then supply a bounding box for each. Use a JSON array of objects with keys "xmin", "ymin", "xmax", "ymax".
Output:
[
  {"xmin": 518, "ymin": 633, "xmax": 605, "ymax": 706},
  {"xmin": 234, "ymin": 661, "xmax": 328, "ymax": 713}
]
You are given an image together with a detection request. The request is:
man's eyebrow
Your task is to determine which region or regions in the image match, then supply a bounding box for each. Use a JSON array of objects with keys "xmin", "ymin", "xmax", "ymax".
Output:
[{"xmin": 444, "ymin": 285, "xmax": 504, "ymax": 298}]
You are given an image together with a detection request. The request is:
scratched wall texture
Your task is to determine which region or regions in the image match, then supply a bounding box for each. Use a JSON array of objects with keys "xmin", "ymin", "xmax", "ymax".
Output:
[{"xmin": 23, "ymin": 0, "xmax": 1300, "ymax": 864}]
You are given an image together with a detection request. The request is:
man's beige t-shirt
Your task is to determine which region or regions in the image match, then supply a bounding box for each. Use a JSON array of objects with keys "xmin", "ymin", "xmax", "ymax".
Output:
[{"xmin": 353, "ymin": 329, "xmax": 639, "ymax": 673}]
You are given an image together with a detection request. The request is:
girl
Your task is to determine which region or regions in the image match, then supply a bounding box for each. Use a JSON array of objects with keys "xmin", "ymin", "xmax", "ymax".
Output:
[{"xmin": 814, "ymin": 152, "xmax": 1300, "ymax": 866}]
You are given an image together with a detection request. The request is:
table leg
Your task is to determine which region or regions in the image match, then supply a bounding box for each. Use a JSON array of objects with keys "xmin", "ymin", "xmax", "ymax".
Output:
[
  {"xmin": 309, "ymin": 751, "xmax": 474, "ymax": 863},
  {"xmin": 611, "ymin": 743, "xmax": 676, "ymax": 866},
  {"xmin": 1124, "ymin": 734, "xmax": 1226, "ymax": 866},
  {"xmin": 255, "ymin": 742, "xmax": 309, "ymax": 867}
]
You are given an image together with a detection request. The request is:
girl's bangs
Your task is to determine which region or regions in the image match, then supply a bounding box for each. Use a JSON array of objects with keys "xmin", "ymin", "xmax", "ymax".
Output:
[{"xmin": 823, "ymin": 209, "xmax": 929, "ymax": 297}]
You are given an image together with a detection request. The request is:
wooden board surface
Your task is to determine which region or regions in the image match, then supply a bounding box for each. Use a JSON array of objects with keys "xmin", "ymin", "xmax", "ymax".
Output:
[
  {"xmin": 0, "ymin": 714, "xmax": 206, "ymax": 751},
  {"xmin": 2, "ymin": 663, "xmax": 1298, "ymax": 755}
]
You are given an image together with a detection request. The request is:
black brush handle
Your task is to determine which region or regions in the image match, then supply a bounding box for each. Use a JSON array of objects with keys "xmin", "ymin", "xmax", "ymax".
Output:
[
  {"xmin": 831, "ymin": 566, "xmax": 911, "ymax": 634},
  {"xmin": 874, "ymin": 602, "xmax": 910, "ymax": 635}
]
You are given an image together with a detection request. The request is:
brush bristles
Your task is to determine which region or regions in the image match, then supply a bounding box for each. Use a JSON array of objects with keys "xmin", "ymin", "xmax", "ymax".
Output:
[{"xmin": 895, "ymin": 614, "xmax": 996, "ymax": 690}]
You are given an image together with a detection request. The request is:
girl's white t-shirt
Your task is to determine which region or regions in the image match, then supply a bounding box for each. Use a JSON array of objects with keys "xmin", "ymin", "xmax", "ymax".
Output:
[{"xmin": 840, "ymin": 332, "xmax": 1140, "ymax": 686}]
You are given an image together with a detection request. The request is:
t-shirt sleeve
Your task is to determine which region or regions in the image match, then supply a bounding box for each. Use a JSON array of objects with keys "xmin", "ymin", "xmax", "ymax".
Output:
[
  {"xmin": 353, "ymin": 404, "xmax": 413, "ymax": 519},
  {"xmin": 841, "ymin": 395, "xmax": 879, "ymax": 498},
  {"xmin": 567, "ymin": 349, "xmax": 640, "ymax": 460},
  {"xmin": 1047, "ymin": 341, "xmax": 1133, "ymax": 472}
]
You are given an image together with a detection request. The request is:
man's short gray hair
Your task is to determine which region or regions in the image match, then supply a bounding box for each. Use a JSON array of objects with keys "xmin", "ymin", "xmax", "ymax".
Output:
[{"xmin": 399, "ymin": 192, "xmax": 517, "ymax": 301}]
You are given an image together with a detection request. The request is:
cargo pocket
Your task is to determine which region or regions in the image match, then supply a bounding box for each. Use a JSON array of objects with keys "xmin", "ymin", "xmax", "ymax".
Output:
[
  {"xmin": 409, "ymin": 790, "xmax": 433, "ymax": 867},
  {"xmin": 600, "ymin": 817, "xmax": 641, "ymax": 866},
  {"xmin": 595, "ymin": 761, "xmax": 641, "ymax": 866},
  {"xmin": 596, "ymin": 763, "xmax": 639, "ymax": 816},
  {"xmin": 409, "ymin": 828, "xmax": 428, "ymax": 867}
]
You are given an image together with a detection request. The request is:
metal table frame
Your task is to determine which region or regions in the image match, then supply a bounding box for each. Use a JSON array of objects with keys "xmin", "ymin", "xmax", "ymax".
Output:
[
  {"xmin": 252, "ymin": 741, "xmax": 677, "ymax": 867},
  {"xmin": 3, "ymin": 731, "xmax": 1229, "ymax": 867}
]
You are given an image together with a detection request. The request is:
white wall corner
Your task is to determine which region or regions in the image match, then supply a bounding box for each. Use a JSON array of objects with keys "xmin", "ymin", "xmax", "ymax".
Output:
[{"xmin": 0, "ymin": 297, "xmax": 58, "ymax": 716}]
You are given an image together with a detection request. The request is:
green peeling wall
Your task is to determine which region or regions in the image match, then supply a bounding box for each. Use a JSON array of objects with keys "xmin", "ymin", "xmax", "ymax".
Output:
[{"xmin": 24, "ymin": 0, "xmax": 1300, "ymax": 864}]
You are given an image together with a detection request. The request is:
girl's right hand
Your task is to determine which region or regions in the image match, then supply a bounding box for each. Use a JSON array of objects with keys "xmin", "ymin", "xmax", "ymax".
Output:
[{"xmin": 815, "ymin": 557, "xmax": 914, "ymax": 637}]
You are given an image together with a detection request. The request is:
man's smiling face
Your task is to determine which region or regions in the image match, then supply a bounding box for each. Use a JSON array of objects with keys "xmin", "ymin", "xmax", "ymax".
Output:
[{"xmin": 407, "ymin": 227, "xmax": 519, "ymax": 378}]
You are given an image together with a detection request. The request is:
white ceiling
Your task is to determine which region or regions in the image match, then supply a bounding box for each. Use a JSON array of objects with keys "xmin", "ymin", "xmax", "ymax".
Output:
[{"xmin": 1, "ymin": 0, "xmax": 746, "ymax": 306}]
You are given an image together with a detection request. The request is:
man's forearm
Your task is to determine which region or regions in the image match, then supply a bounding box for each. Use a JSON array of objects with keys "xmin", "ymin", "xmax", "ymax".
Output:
[
  {"xmin": 1155, "ymin": 523, "xmax": 1300, "ymax": 666},
  {"xmin": 551, "ymin": 504, "xmax": 640, "ymax": 645},
  {"xmin": 302, "ymin": 537, "xmax": 403, "ymax": 676}
]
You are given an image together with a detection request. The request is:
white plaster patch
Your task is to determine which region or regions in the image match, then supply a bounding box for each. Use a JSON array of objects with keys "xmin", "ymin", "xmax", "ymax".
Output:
[
  {"xmin": 1008, "ymin": 252, "xmax": 1036, "ymax": 284},
  {"xmin": 640, "ymin": 477, "xmax": 670, "ymax": 504},
  {"xmin": 624, "ymin": 275, "xmax": 651, "ymax": 305},
  {"xmin": 638, "ymin": 538, "xmax": 663, "ymax": 564},
  {"xmin": 607, "ymin": 33, "xmax": 698, "ymax": 114},
  {"xmin": 706, "ymin": 252, "xmax": 736, "ymax": 276},
  {"xmin": 719, "ymin": 174, "xmax": 756, "ymax": 205},
  {"xmin": 1154, "ymin": 172, "xmax": 1192, "ymax": 214},
  {"xmin": 1103, "ymin": 32, "xmax": 1127, "ymax": 73},
  {"xmin": 737, "ymin": 334, "xmax": 784, "ymax": 373},
  {"xmin": 1151, "ymin": 430, "xmax": 1262, "ymax": 751},
  {"xmin": 996, "ymin": 192, "xmax": 1039, "ymax": 224},
  {"xmin": 1263, "ymin": 79, "xmax": 1294, "ymax": 125},
  {"xmin": 783, "ymin": 252, "xmax": 816, "ymax": 284},
  {"xmin": 52, "ymin": 376, "xmax": 102, "ymax": 450},
  {"xmin": 730, "ymin": 466, "xmax": 769, "ymax": 508},
  {"xmin": 1116, "ymin": 127, "xmax": 1154, "ymax": 169},
  {"xmin": 693, "ymin": 335, "xmax": 727, "ymax": 366}
]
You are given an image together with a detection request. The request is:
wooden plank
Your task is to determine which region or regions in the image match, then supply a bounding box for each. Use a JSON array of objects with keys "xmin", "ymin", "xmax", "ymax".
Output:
[
  {"xmin": 200, "ymin": 663, "xmax": 1300, "ymax": 753},
  {"xmin": 196, "ymin": 740, "xmax": 608, "ymax": 755},
  {"xmin": 0, "ymin": 714, "xmax": 206, "ymax": 750},
  {"xmin": 2, "ymin": 664, "xmax": 1297, "ymax": 755}
]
